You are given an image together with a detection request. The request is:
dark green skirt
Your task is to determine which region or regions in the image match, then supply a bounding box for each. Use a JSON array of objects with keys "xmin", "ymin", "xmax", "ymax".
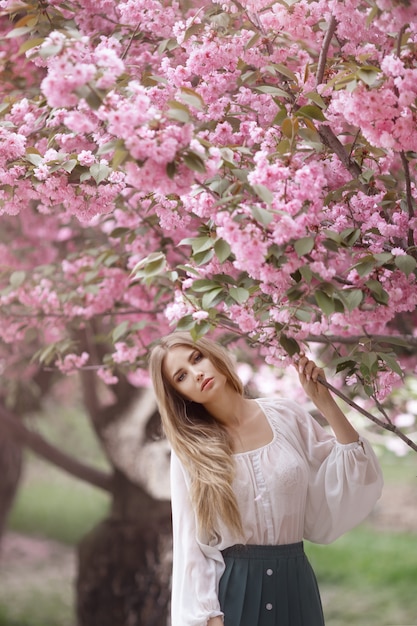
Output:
[{"xmin": 219, "ymin": 542, "xmax": 325, "ymax": 626}]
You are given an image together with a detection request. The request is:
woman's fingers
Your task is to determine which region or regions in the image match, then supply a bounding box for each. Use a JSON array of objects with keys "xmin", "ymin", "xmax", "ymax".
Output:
[{"xmin": 295, "ymin": 353, "xmax": 324, "ymax": 383}]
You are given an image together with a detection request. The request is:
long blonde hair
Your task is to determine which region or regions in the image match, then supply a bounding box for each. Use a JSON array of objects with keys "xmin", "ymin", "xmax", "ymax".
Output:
[{"xmin": 149, "ymin": 331, "xmax": 244, "ymax": 539}]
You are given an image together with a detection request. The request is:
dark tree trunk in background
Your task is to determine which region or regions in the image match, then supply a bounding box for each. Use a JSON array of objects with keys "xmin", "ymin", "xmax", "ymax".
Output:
[
  {"xmin": 76, "ymin": 335, "xmax": 173, "ymax": 626},
  {"xmin": 76, "ymin": 473, "xmax": 171, "ymax": 626},
  {"xmin": 0, "ymin": 423, "xmax": 23, "ymax": 540}
]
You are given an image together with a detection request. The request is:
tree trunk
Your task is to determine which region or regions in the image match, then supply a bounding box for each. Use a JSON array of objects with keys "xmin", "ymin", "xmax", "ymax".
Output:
[
  {"xmin": 76, "ymin": 472, "xmax": 172, "ymax": 626},
  {"xmin": 0, "ymin": 423, "xmax": 23, "ymax": 540},
  {"xmin": 76, "ymin": 365, "xmax": 173, "ymax": 626}
]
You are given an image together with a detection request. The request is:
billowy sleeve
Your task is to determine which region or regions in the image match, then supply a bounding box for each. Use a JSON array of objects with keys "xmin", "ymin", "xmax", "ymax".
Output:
[
  {"xmin": 285, "ymin": 401, "xmax": 383, "ymax": 544},
  {"xmin": 170, "ymin": 450, "xmax": 225, "ymax": 626}
]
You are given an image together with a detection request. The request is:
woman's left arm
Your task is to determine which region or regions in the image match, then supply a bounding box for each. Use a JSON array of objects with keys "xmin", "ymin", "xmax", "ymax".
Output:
[{"xmin": 296, "ymin": 354, "xmax": 359, "ymax": 444}]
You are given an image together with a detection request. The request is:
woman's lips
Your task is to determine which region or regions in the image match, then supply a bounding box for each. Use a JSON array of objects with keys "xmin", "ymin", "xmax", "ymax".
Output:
[{"xmin": 201, "ymin": 377, "xmax": 213, "ymax": 391}]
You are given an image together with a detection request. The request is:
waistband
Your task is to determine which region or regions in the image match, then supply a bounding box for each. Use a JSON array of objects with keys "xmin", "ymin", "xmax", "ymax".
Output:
[{"xmin": 221, "ymin": 541, "xmax": 304, "ymax": 559}]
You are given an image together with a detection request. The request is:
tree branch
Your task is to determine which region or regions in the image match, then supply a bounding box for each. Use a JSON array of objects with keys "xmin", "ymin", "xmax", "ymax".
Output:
[
  {"xmin": 316, "ymin": 15, "xmax": 337, "ymax": 85},
  {"xmin": 318, "ymin": 125, "xmax": 363, "ymax": 179},
  {"xmin": 306, "ymin": 333, "xmax": 417, "ymax": 348},
  {"xmin": 0, "ymin": 404, "xmax": 114, "ymax": 493},
  {"xmin": 318, "ymin": 376, "xmax": 417, "ymax": 452},
  {"xmin": 400, "ymin": 150, "xmax": 415, "ymax": 248}
]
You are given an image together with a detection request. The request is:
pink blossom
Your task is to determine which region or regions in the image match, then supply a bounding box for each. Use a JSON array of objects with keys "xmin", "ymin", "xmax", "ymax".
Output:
[
  {"xmin": 78, "ymin": 150, "xmax": 96, "ymax": 166},
  {"xmin": 97, "ymin": 367, "xmax": 119, "ymax": 385},
  {"xmin": 192, "ymin": 310, "xmax": 209, "ymax": 321},
  {"xmin": 56, "ymin": 352, "xmax": 89, "ymax": 374}
]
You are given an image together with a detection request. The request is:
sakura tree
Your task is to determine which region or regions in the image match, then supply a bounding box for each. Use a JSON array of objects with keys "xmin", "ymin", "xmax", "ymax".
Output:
[{"xmin": 1, "ymin": 0, "xmax": 417, "ymax": 457}]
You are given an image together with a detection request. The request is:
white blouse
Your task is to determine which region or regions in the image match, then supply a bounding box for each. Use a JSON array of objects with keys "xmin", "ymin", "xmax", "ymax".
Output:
[{"xmin": 170, "ymin": 397, "xmax": 383, "ymax": 626}]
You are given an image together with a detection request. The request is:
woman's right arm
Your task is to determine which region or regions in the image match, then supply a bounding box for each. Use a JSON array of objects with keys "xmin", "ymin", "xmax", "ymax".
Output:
[{"xmin": 170, "ymin": 451, "xmax": 225, "ymax": 626}]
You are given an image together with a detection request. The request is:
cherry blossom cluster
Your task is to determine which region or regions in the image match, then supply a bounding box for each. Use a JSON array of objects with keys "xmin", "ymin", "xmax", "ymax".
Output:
[{"xmin": 0, "ymin": 0, "xmax": 417, "ymax": 450}]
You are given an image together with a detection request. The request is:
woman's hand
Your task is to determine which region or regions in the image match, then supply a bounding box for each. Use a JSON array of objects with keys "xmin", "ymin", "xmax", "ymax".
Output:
[
  {"xmin": 294, "ymin": 353, "xmax": 359, "ymax": 444},
  {"xmin": 207, "ymin": 617, "xmax": 224, "ymax": 626},
  {"xmin": 295, "ymin": 353, "xmax": 332, "ymax": 408}
]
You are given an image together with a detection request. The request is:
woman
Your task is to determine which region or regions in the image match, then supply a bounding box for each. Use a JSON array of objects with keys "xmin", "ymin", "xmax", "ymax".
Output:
[{"xmin": 149, "ymin": 331, "xmax": 383, "ymax": 626}]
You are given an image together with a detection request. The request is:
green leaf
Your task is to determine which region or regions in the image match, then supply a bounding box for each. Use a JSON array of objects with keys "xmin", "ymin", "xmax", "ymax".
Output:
[
  {"xmin": 36, "ymin": 343, "xmax": 59, "ymax": 366},
  {"xmin": 103, "ymin": 254, "xmax": 119, "ymax": 267},
  {"xmin": 245, "ymin": 32, "xmax": 261, "ymax": 50},
  {"xmin": 304, "ymin": 91, "xmax": 326, "ymax": 108},
  {"xmin": 251, "ymin": 205, "xmax": 274, "ymax": 226},
  {"xmin": 273, "ymin": 108, "xmax": 288, "ymax": 126},
  {"xmin": 202, "ymin": 287, "xmax": 224, "ymax": 308},
  {"xmin": 191, "ymin": 279, "xmax": 219, "ymax": 292},
  {"xmin": 62, "ymin": 159, "xmax": 77, "ymax": 173},
  {"xmin": 9, "ymin": 270, "xmax": 26, "ymax": 287},
  {"xmin": 279, "ymin": 334, "xmax": 300, "ymax": 357},
  {"xmin": 357, "ymin": 67, "xmax": 380, "ymax": 86},
  {"xmin": 353, "ymin": 257, "xmax": 375, "ymax": 277},
  {"xmin": 252, "ymin": 184, "xmax": 273, "ymax": 205},
  {"xmin": 394, "ymin": 254, "xmax": 417, "ymax": 277},
  {"xmin": 112, "ymin": 321, "xmax": 129, "ymax": 342},
  {"xmin": 272, "ymin": 63, "xmax": 297, "ymax": 81},
  {"xmin": 338, "ymin": 288, "xmax": 363, "ymax": 311},
  {"xmin": 179, "ymin": 87, "xmax": 204, "ymax": 111},
  {"xmin": 315, "ymin": 290, "xmax": 335, "ymax": 316},
  {"xmin": 194, "ymin": 248, "xmax": 214, "ymax": 266},
  {"xmin": 281, "ymin": 117, "xmax": 294, "ymax": 139},
  {"xmin": 376, "ymin": 352, "xmax": 404, "ymax": 378},
  {"xmin": 166, "ymin": 161, "xmax": 176, "ymax": 179},
  {"xmin": 341, "ymin": 227, "xmax": 361, "ymax": 246},
  {"xmin": 182, "ymin": 236, "xmax": 213, "ymax": 254},
  {"xmin": 334, "ymin": 358, "xmax": 358, "ymax": 375},
  {"xmin": 219, "ymin": 147, "xmax": 237, "ymax": 166},
  {"xmin": 365, "ymin": 279, "xmax": 389, "ymax": 305},
  {"xmin": 18, "ymin": 37, "xmax": 45, "ymax": 54},
  {"xmin": 294, "ymin": 236, "xmax": 314, "ymax": 257},
  {"xmin": 214, "ymin": 238, "xmax": 231, "ymax": 263},
  {"xmin": 286, "ymin": 287, "xmax": 304, "ymax": 301},
  {"xmin": 299, "ymin": 265, "xmax": 313, "ymax": 282},
  {"xmin": 6, "ymin": 26, "xmax": 34, "ymax": 39},
  {"xmin": 38, "ymin": 43, "xmax": 64, "ymax": 57},
  {"xmin": 183, "ymin": 152, "xmax": 206, "ymax": 173},
  {"xmin": 176, "ymin": 314, "xmax": 195, "ymax": 331},
  {"xmin": 255, "ymin": 85, "xmax": 290, "ymax": 98},
  {"xmin": 130, "ymin": 252, "xmax": 166, "ymax": 279},
  {"xmin": 294, "ymin": 308, "xmax": 312, "ymax": 322},
  {"xmin": 167, "ymin": 106, "xmax": 190, "ymax": 123},
  {"xmin": 26, "ymin": 153, "xmax": 43, "ymax": 166},
  {"xmin": 361, "ymin": 351, "xmax": 378, "ymax": 374},
  {"xmin": 109, "ymin": 227, "xmax": 131, "ymax": 238},
  {"xmin": 295, "ymin": 105, "xmax": 327, "ymax": 121},
  {"xmin": 229, "ymin": 286, "xmax": 250, "ymax": 303},
  {"xmin": 90, "ymin": 162, "xmax": 111, "ymax": 184},
  {"xmin": 112, "ymin": 148, "xmax": 129, "ymax": 169},
  {"xmin": 176, "ymin": 264, "xmax": 201, "ymax": 276},
  {"xmin": 190, "ymin": 321, "xmax": 212, "ymax": 341}
]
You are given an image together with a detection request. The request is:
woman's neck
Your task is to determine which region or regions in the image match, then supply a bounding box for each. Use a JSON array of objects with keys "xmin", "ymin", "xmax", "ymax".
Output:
[{"xmin": 203, "ymin": 388, "xmax": 253, "ymax": 427}]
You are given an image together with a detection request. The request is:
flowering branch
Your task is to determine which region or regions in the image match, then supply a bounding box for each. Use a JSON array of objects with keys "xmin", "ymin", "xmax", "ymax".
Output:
[
  {"xmin": 318, "ymin": 376, "xmax": 417, "ymax": 452},
  {"xmin": 306, "ymin": 334, "xmax": 417, "ymax": 348}
]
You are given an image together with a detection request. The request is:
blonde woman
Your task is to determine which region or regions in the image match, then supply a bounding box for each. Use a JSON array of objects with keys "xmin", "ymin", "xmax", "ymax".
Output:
[{"xmin": 149, "ymin": 331, "xmax": 383, "ymax": 626}]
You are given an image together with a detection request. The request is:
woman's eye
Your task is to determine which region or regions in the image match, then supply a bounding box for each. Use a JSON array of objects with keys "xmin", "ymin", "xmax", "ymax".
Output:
[
  {"xmin": 194, "ymin": 352, "xmax": 203, "ymax": 363},
  {"xmin": 177, "ymin": 372, "xmax": 185, "ymax": 382}
]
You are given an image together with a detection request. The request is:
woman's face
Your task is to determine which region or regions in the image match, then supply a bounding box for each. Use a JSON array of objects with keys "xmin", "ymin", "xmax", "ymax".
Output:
[{"xmin": 163, "ymin": 345, "xmax": 227, "ymax": 404}]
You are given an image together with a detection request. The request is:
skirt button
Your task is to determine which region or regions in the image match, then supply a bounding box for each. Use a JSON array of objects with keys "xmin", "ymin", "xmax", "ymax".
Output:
[{"xmin": 266, "ymin": 603, "xmax": 273, "ymax": 610}]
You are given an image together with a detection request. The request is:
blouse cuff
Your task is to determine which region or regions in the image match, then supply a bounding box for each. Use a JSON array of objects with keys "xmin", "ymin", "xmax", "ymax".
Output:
[
  {"xmin": 206, "ymin": 611, "xmax": 224, "ymax": 624},
  {"xmin": 335, "ymin": 436, "xmax": 365, "ymax": 451}
]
